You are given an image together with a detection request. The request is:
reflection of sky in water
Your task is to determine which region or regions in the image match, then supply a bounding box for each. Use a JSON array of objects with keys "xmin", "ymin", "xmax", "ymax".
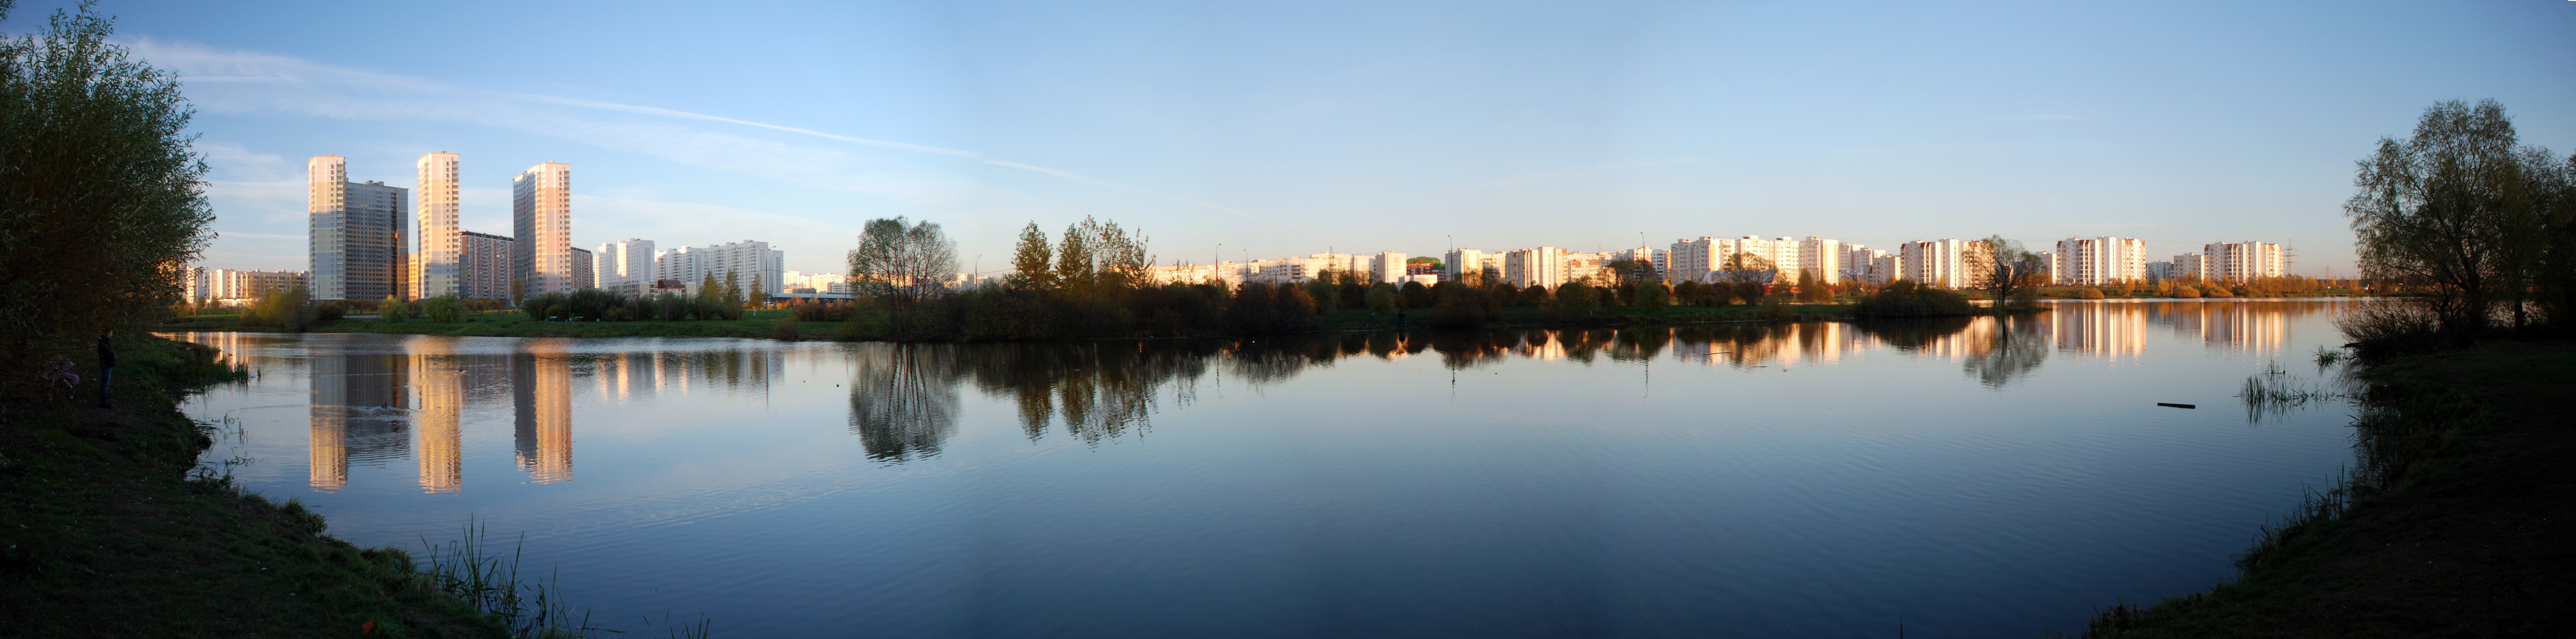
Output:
[{"xmin": 171, "ymin": 299, "xmax": 2365, "ymax": 638}]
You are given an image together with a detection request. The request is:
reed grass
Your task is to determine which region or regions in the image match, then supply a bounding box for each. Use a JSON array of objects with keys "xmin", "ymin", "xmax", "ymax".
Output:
[
  {"xmin": 2235, "ymin": 364, "xmax": 2351, "ymax": 423},
  {"xmin": 419, "ymin": 518, "xmax": 609, "ymax": 638},
  {"xmin": 645, "ymin": 611, "xmax": 716, "ymax": 639}
]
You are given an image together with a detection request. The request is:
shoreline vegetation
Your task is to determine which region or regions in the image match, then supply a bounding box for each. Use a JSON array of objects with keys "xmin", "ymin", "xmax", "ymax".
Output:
[
  {"xmin": 0, "ymin": 337, "xmax": 506, "ymax": 636},
  {"xmin": 2074, "ymin": 339, "xmax": 2574, "ymax": 637},
  {"xmin": 0, "ymin": 335, "xmax": 701, "ymax": 638},
  {"xmin": 2078, "ymin": 99, "xmax": 2576, "ymax": 637}
]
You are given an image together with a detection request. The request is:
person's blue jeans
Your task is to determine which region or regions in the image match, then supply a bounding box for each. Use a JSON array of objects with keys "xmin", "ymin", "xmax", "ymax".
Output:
[{"xmin": 98, "ymin": 366, "xmax": 112, "ymax": 407}]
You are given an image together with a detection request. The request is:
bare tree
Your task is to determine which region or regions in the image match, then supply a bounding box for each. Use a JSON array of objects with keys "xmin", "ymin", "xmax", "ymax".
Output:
[{"xmin": 1973, "ymin": 235, "xmax": 2046, "ymax": 309}]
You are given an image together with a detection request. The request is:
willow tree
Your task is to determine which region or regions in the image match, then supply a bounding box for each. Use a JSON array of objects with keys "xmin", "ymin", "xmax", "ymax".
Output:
[{"xmin": 0, "ymin": 2, "xmax": 216, "ymax": 372}]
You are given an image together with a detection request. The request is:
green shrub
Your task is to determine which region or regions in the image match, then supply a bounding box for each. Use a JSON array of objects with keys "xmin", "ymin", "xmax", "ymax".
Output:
[
  {"xmin": 2078, "ymin": 287, "xmax": 2104, "ymax": 299},
  {"xmin": 421, "ymin": 295, "xmax": 466, "ymax": 322},
  {"xmin": 1849, "ymin": 280, "xmax": 1975, "ymax": 318}
]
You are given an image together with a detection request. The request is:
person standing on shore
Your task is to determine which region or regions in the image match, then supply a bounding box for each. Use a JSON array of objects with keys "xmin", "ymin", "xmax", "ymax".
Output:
[{"xmin": 96, "ymin": 330, "xmax": 114, "ymax": 409}]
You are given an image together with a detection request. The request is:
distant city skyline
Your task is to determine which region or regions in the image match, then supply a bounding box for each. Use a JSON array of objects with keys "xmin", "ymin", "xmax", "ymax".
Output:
[{"xmin": 19, "ymin": 0, "xmax": 2572, "ymax": 278}]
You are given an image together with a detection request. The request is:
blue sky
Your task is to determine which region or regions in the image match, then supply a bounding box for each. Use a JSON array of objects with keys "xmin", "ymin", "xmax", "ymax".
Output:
[{"xmin": 13, "ymin": 0, "xmax": 2573, "ymax": 276}]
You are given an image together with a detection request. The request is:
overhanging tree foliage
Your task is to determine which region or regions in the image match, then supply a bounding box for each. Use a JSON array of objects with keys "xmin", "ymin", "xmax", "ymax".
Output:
[
  {"xmin": 2347, "ymin": 99, "xmax": 2573, "ymax": 336},
  {"xmin": 0, "ymin": 1, "xmax": 216, "ymax": 372}
]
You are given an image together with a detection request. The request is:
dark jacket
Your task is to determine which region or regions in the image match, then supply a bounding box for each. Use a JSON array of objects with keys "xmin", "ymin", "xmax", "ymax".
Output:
[{"xmin": 96, "ymin": 335, "xmax": 115, "ymax": 368}]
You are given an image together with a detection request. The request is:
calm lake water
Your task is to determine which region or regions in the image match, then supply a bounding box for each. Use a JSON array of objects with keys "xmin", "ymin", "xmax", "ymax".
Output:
[{"xmin": 174, "ymin": 299, "xmax": 2366, "ymax": 638}]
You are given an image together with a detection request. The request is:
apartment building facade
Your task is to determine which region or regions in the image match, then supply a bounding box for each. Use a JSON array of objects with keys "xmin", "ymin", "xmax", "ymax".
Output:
[
  {"xmin": 308, "ymin": 155, "xmax": 408, "ymax": 302},
  {"xmin": 511, "ymin": 162, "xmax": 574, "ymax": 296},
  {"xmin": 414, "ymin": 152, "xmax": 463, "ymax": 299},
  {"xmin": 1503, "ymin": 246, "xmax": 1569, "ymax": 289},
  {"xmin": 1899, "ymin": 238, "xmax": 1988, "ymax": 289},
  {"xmin": 654, "ymin": 240, "xmax": 785, "ymax": 297},
  {"xmin": 2205, "ymin": 241, "xmax": 2287, "ymax": 283},
  {"xmin": 593, "ymin": 238, "xmax": 656, "ymax": 296},
  {"xmin": 460, "ymin": 231, "xmax": 514, "ymax": 301},
  {"xmin": 2051, "ymin": 236, "xmax": 2149, "ymax": 286}
]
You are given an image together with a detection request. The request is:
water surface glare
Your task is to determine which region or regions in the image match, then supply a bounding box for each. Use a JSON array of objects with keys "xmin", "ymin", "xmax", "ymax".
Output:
[{"xmin": 177, "ymin": 300, "xmax": 2365, "ymax": 637}]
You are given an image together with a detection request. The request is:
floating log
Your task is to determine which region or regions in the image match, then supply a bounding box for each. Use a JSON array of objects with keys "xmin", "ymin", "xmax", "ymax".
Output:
[{"xmin": 2156, "ymin": 402, "xmax": 2196, "ymax": 409}]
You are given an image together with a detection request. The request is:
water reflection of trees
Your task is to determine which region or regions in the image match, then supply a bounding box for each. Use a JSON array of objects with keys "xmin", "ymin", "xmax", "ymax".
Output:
[
  {"xmin": 1963, "ymin": 315, "xmax": 2049, "ymax": 389},
  {"xmin": 847, "ymin": 344, "xmax": 966, "ymax": 462}
]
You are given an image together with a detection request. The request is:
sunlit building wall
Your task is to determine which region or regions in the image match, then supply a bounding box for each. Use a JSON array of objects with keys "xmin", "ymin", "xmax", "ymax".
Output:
[
  {"xmin": 415, "ymin": 153, "xmax": 463, "ymax": 299},
  {"xmin": 1370, "ymin": 252, "xmax": 1407, "ymax": 284},
  {"xmin": 2052, "ymin": 236, "xmax": 2149, "ymax": 286},
  {"xmin": 512, "ymin": 162, "xmax": 574, "ymax": 297},
  {"xmin": 1899, "ymin": 239, "xmax": 1977, "ymax": 289},
  {"xmin": 1503, "ymin": 246, "xmax": 1568, "ymax": 289},
  {"xmin": 1797, "ymin": 237, "xmax": 1842, "ymax": 284},
  {"xmin": 594, "ymin": 239, "xmax": 656, "ymax": 296},
  {"xmin": 2205, "ymin": 241, "xmax": 2288, "ymax": 283}
]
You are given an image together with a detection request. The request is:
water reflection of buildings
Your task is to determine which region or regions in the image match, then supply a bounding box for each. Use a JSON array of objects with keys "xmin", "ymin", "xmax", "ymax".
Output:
[
  {"xmin": 2146, "ymin": 301, "xmax": 2294, "ymax": 355},
  {"xmin": 2038, "ymin": 304, "xmax": 2150, "ymax": 359},
  {"xmin": 308, "ymin": 352, "xmax": 411, "ymax": 491},
  {"xmin": 412, "ymin": 342, "xmax": 463, "ymax": 492},
  {"xmin": 514, "ymin": 343, "xmax": 574, "ymax": 484}
]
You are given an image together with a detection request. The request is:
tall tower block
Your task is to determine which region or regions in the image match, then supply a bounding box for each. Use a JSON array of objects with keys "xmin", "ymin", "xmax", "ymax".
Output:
[
  {"xmin": 512, "ymin": 162, "xmax": 573, "ymax": 297},
  {"xmin": 416, "ymin": 152, "xmax": 462, "ymax": 299}
]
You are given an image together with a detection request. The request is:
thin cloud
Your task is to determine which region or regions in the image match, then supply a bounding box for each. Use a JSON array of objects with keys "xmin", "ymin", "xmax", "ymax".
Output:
[{"xmin": 126, "ymin": 37, "xmax": 1296, "ymax": 227}]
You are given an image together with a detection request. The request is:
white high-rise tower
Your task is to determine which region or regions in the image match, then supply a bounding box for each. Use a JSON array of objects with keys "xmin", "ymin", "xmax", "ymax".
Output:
[
  {"xmin": 512, "ymin": 162, "xmax": 573, "ymax": 298},
  {"xmin": 415, "ymin": 152, "xmax": 462, "ymax": 299}
]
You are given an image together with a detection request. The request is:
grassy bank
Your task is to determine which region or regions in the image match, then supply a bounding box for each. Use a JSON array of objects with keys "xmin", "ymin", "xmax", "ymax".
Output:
[
  {"xmin": 0, "ymin": 336, "xmax": 511, "ymax": 637},
  {"xmin": 2079, "ymin": 339, "xmax": 2576, "ymax": 637}
]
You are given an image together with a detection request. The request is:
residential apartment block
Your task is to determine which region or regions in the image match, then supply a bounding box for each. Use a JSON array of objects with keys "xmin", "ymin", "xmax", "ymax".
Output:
[
  {"xmin": 594, "ymin": 239, "xmax": 655, "ymax": 296},
  {"xmin": 654, "ymin": 240, "xmax": 784, "ymax": 297},
  {"xmin": 460, "ymin": 231, "xmax": 514, "ymax": 300},
  {"xmin": 414, "ymin": 152, "xmax": 463, "ymax": 299},
  {"xmin": 1370, "ymin": 252, "xmax": 1408, "ymax": 284},
  {"xmin": 1898, "ymin": 239, "xmax": 1988, "ymax": 289},
  {"xmin": 308, "ymin": 155, "xmax": 409, "ymax": 302},
  {"xmin": 1502, "ymin": 246, "xmax": 1569, "ymax": 289},
  {"xmin": 1842, "ymin": 245, "xmax": 1894, "ymax": 284},
  {"xmin": 511, "ymin": 162, "xmax": 575, "ymax": 297},
  {"xmin": 2051, "ymin": 237, "xmax": 2149, "ymax": 286},
  {"xmin": 569, "ymin": 246, "xmax": 595, "ymax": 290},
  {"xmin": 1663, "ymin": 236, "xmax": 1841, "ymax": 284},
  {"xmin": 186, "ymin": 268, "xmax": 309, "ymax": 304},
  {"xmin": 2205, "ymin": 241, "xmax": 2287, "ymax": 283},
  {"xmin": 1442, "ymin": 248, "xmax": 1494, "ymax": 283}
]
